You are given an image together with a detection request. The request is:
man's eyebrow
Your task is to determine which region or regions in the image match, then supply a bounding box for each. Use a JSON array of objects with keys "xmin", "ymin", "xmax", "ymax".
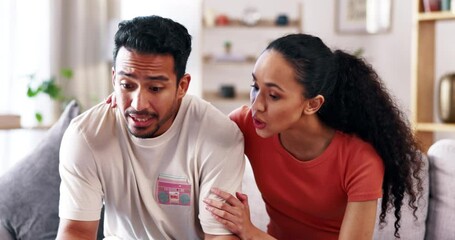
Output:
[{"xmin": 117, "ymin": 71, "xmax": 169, "ymax": 81}]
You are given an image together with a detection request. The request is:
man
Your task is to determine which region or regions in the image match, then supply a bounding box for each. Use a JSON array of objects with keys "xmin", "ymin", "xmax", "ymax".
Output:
[{"xmin": 57, "ymin": 15, "xmax": 245, "ymax": 239}]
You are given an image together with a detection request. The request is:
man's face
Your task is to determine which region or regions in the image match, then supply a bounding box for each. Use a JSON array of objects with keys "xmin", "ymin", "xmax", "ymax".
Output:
[{"xmin": 112, "ymin": 47, "xmax": 190, "ymax": 138}]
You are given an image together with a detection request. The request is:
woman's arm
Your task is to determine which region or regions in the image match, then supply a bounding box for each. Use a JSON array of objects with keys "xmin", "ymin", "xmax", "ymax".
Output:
[
  {"xmin": 339, "ymin": 200, "xmax": 378, "ymax": 240},
  {"xmin": 204, "ymin": 188, "xmax": 276, "ymax": 240}
]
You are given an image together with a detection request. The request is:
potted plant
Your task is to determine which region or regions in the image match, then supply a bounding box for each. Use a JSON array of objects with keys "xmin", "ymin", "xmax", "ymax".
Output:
[{"xmin": 26, "ymin": 68, "xmax": 73, "ymax": 124}]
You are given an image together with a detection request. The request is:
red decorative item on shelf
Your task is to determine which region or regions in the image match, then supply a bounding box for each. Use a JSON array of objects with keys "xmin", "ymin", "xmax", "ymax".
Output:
[
  {"xmin": 422, "ymin": 0, "xmax": 440, "ymax": 12},
  {"xmin": 215, "ymin": 15, "xmax": 230, "ymax": 26}
]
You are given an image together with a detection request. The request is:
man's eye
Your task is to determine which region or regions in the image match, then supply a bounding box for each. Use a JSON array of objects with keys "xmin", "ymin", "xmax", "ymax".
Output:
[
  {"xmin": 150, "ymin": 86, "xmax": 162, "ymax": 92},
  {"xmin": 120, "ymin": 83, "xmax": 133, "ymax": 89}
]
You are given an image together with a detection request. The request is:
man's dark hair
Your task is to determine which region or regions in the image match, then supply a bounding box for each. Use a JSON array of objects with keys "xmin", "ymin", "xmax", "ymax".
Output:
[{"xmin": 113, "ymin": 15, "xmax": 192, "ymax": 81}]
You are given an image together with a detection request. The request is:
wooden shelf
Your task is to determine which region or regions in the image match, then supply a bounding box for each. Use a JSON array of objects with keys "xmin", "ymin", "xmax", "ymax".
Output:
[
  {"xmin": 203, "ymin": 91, "xmax": 250, "ymax": 102},
  {"xmin": 418, "ymin": 11, "xmax": 455, "ymax": 21},
  {"xmin": 203, "ymin": 55, "xmax": 257, "ymax": 64},
  {"xmin": 412, "ymin": 1, "xmax": 455, "ymax": 151},
  {"xmin": 415, "ymin": 123, "xmax": 455, "ymax": 132},
  {"xmin": 203, "ymin": 19, "xmax": 301, "ymax": 29}
]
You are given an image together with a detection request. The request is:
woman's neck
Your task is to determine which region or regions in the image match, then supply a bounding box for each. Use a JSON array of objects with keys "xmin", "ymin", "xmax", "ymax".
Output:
[{"xmin": 279, "ymin": 116, "xmax": 335, "ymax": 161}]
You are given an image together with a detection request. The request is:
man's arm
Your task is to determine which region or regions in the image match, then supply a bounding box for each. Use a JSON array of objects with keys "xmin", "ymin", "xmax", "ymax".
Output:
[
  {"xmin": 56, "ymin": 219, "xmax": 99, "ymax": 240},
  {"xmin": 205, "ymin": 234, "xmax": 240, "ymax": 240}
]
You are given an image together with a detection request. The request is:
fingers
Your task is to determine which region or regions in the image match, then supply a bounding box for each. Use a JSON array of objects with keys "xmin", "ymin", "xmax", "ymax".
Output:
[
  {"xmin": 236, "ymin": 192, "xmax": 248, "ymax": 202},
  {"xmin": 204, "ymin": 189, "xmax": 254, "ymax": 237},
  {"xmin": 211, "ymin": 188, "xmax": 242, "ymax": 207},
  {"xmin": 104, "ymin": 92, "xmax": 117, "ymax": 108}
]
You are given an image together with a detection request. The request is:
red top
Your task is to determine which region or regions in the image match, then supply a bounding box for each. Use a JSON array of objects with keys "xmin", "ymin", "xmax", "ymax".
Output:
[{"xmin": 230, "ymin": 106, "xmax": 384, "ymax": 240}]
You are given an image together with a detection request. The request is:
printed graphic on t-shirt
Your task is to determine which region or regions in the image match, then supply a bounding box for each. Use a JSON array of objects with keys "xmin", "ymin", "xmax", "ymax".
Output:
[{"xmin": 156, "ymin": 174, "xmax": 191, "ymax": 206}]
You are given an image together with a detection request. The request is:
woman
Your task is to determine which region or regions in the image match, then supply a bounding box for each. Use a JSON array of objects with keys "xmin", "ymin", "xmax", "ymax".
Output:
[{"xmin": 203, "ymin": 34, "xmax": 423, "ymax": 240}]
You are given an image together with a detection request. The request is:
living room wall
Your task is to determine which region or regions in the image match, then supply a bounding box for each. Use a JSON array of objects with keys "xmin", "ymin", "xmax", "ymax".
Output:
[{"xmin": 122, "ymin": 0, "xmax": 455, "ymax": 140}]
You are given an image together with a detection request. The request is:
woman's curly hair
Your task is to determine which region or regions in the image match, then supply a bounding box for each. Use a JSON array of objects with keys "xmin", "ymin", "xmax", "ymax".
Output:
[{"xmin": 267, "ymin": 34, "xmax": 424, "ymax": 238}]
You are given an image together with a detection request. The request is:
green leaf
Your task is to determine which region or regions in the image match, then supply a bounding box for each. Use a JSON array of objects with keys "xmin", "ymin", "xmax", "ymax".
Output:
[
  {"xmin": 27, "ymin": 86, "xmax": 40, "ymax": 97},
  {"xmin": 41, "ymin": 79, "xmax": 62, "ymax": 99},
  {"xmin": 60, "ymin": 68, "xmax": 73, "ymax": 79},
  {"xmin": 35, "ymin": 112, "xmax": 43, "ymax": 123}
]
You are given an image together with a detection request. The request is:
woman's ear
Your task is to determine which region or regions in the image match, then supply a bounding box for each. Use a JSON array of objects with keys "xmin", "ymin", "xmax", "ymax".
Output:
[{"xmin": 304, "ymin": 95, "xmax": 325, "ymax": 115}]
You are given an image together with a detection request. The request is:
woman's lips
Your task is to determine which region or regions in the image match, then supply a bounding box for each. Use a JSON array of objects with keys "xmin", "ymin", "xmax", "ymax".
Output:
[{"xmin": 253, "ymin": 117, "xmax": 266, "ymax": 129}]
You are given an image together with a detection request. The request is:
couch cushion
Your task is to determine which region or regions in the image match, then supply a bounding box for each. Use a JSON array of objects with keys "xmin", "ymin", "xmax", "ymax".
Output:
[
  {"xmin": 0, "ymin": 101, "xmax": 89, "ymax": 239},
  {"xmin": 425, "ymin": 139, "xmax": 455, "ymax": 240},
  {"xmin": 242, "ymin": 158, "xmax": 269, "ymax": 231},
  {"xmin": 373, "ymin": 154, "xmax": 429, "ymax": 240}
]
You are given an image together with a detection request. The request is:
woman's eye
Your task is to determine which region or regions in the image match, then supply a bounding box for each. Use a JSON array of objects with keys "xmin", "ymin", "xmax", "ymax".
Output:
[
  {"xmin": 269, "ymin": 94, "xmax": 280, "ymax": 100},
  {"xmin": 250, "ymin": 84, "xmax": 259, "ymax": 91}
]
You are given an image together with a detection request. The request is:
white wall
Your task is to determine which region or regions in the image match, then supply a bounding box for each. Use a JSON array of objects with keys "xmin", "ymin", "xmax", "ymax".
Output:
[
  {"xmin": 300, "ymin": 0, "xmax": 413, "ymax": 114},
  {"xmin": 120, "ymin": 0, "xmax": 455, "ymax": 139}
]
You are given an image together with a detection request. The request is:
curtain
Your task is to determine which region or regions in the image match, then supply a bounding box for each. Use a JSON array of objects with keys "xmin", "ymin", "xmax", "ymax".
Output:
[
  {"xmin": 0, "ymin": 0, "xmax": 119, "ymax": 127},
  {"xmin": 50, "ymin": 0, "xmax": 120, "ymax": 113}
]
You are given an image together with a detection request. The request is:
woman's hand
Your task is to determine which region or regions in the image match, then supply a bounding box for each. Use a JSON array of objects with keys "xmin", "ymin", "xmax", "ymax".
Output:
[
  {"xmin": 204, "ymin": 188, "xmax": 274, "ymax": 240},
  {"xmin": 105, "ymin": 93, "xmax": 117, "ymax": 108}
]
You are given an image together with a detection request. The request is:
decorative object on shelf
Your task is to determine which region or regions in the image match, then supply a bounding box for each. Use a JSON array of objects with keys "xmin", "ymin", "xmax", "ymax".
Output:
[
  {"xmin": 353, "ymin": 47, "xmax": 365, "ymax": 57},
  {"xmin": 215, "ymin": 14, "xmax": 230, "ymax": 26},
  {"xmin": 204, "ymin": 8, "xmax": 216, "ymax": 27},
  {"xmin": 241, "ymin": 7, "xmax": 261, "ymax": 26},
  {"xmin": 441, "ymin": 0, "xmax": 451, "ymax": 11},
  {"xmin": 224, "ymin": 41, "xmax": 232, "ymax": 55},
  {"xmin": 275, "ymin": 14, "xmax": 289, "ymax": 26},
  {"xmin": 336, "ymin": 0, "xmax": 392, "ymax": 34},
  {"xmin": 219, "ymin": 84, "xmax": 236, "ymax": 99},
  {"xmin": 438, "ymin": 73, "xmax": 455, "ymax": 123},
  {"xmin": 423, "ymin": 0, "xmax": 441, "ymax": 12}
]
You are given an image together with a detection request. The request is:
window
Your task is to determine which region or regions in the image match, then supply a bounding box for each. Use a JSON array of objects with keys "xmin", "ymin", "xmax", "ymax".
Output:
[{"xmin": 0, "ymin": 0, "xmax": 50, "ymax": 116}]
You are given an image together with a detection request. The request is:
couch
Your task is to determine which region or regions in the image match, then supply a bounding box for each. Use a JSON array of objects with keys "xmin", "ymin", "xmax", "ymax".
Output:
[
  {"xmin": 0, "ymin": 100, "xmax": 453, "ymax": 239},
  {"xmin": 0, "ymin": 101, "xmax": 104, "ymax": 240}
]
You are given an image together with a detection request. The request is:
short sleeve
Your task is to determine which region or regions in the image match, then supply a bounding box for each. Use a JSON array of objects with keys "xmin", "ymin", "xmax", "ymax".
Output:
[
  {"xmin": 197, "ymin": 113, "xmax": 246, "ymax": 235},
  {"xmin": 59, "ymin": 123, "xmax": 104, "ymax": 221},
  {"xmin": 345, "ymin": 143, "xmax": 384, "ymax": 202}
]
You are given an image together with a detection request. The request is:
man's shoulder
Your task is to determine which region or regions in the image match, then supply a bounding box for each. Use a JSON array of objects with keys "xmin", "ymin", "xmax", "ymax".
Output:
[
  {"xmin": 184, "ymin": 95, "xmax": 242, "ymax": 140},
  {"xmin": 68, "ymin": 102, "xmax": 118, "ymax": 138}
]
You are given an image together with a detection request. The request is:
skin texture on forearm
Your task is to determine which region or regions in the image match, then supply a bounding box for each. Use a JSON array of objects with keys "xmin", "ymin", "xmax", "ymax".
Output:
[
  {"xmin": 56, "ymin": 219, "xmax": 99, "ymax": 240},
  {"xmin": 339, "ymin": 200, "xmax": 378, "ymax": 240},
  {"xmin": 205, "ymin": 233, "xmax": 240, "ymax": 240}
]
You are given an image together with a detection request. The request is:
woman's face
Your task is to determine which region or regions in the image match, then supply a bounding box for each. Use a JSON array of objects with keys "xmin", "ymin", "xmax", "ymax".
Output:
[{"xmin": 250, "ymin": 49, "xmax": 307, "ymax": 138}]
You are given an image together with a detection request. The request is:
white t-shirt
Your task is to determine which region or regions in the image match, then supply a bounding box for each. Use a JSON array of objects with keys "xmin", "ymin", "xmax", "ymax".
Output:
[{"xmin": 59, "ymin": 94, "xmax": 245, "ymax": 239}]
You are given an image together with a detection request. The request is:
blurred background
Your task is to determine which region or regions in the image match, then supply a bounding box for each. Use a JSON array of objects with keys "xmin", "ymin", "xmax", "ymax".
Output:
[{"xmin": 1, "ymin": 0, "xmax": 455, "ymax": 173}]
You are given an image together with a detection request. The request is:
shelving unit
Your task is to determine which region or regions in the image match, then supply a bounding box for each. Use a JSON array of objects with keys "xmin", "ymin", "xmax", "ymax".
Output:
[
  {"xmin": 411, "ymin": 0, "xmax": 455, "ymax": 151},
  {"xmin": 201, "ymin": 1, "xmax": 303, "ymax": 114}
]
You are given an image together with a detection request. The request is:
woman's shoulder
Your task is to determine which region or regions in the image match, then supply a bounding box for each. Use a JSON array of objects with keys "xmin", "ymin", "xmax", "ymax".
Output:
[
  {"xmin": 229, "ymin": 105, "xmax": 251, "ymax": 122},
  {"xmin": 335, "ymin": 131, "xmax": 379, "ymax": 158}
]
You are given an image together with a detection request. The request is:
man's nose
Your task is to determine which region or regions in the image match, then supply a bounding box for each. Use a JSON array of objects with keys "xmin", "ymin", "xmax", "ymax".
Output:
[{"xmin": 131, "ymin": 90, "xmax": 150, "ymax": 111}]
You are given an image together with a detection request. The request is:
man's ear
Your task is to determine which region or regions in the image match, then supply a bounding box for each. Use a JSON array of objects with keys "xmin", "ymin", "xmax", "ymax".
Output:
[
  {"xmin": 304, "ymin": 95, "xmax": 325, "ymax": 115},
  {"xmin": 177, "ymin": 73, "xmax": 191, "ymax": 98},
  {"xmin": 111, "ymin": 67, "xmax": 116, "ymax": 87}
]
